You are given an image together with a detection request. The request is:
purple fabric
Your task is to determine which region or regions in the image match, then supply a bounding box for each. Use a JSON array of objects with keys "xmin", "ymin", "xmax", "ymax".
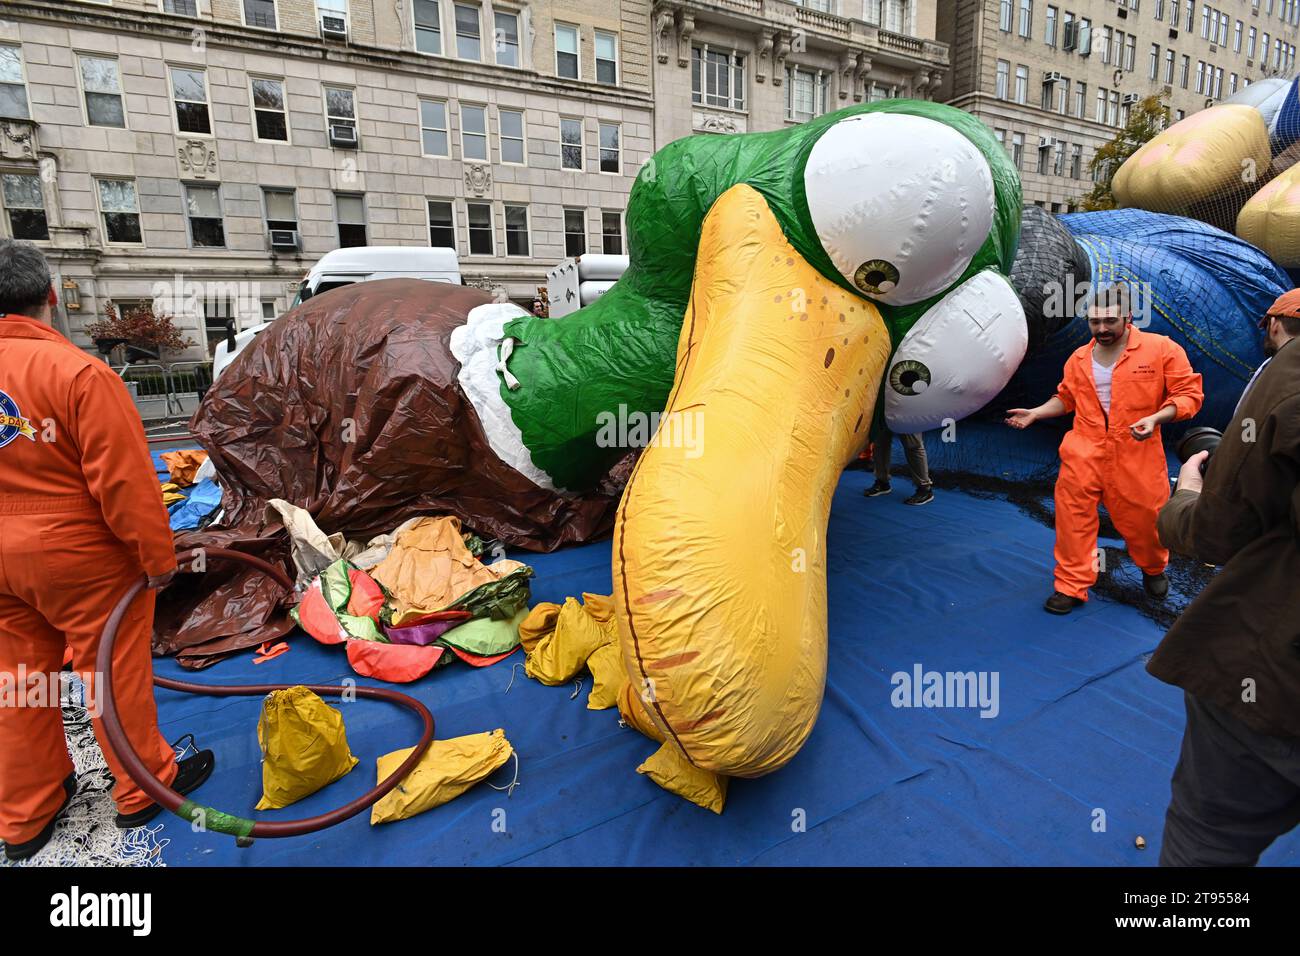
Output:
[{"xmin": 383, "ymin": 618, "xmax": 465, "ymax": 646}]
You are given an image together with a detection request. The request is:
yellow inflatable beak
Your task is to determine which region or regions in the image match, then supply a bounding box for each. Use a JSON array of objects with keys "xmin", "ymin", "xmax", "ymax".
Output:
[{"xmin": 612, "ymin": 183, "xmax": 892, "ymax": 810}]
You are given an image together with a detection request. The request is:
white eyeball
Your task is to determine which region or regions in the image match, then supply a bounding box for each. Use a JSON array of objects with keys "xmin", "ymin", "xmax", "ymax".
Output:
[
  {"xmin": 884, "ymin": 271, "xmax": 1028, "ymax": 433},
  {"xmin": 804, "ymin": 113, "xmax": 996, "ymax": 306}
]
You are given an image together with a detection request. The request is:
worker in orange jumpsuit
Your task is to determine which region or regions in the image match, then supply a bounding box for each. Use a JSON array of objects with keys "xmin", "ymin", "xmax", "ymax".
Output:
[
  {"xmin": 0, "ymin": 240, "xmax": 213, "ymax": 861},
  {"xmin": 1005, "ymin": 282, "xmax": 1204, "ymax": 614}
]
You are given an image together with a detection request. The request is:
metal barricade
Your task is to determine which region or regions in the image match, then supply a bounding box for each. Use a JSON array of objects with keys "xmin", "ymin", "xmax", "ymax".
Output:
[
  {"xmin": 165, "ymin": 362, "xmax": 214, "ymax": 419},
  {"xmin": 117, "ymin": 363, "xmax": 174, "ymax": 420}
]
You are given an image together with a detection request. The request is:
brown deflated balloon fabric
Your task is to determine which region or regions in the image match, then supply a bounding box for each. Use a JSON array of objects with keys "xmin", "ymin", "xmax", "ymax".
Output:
[{"xmin": 155, "ymin": 278, "xmax": 626, "ymax": 669}]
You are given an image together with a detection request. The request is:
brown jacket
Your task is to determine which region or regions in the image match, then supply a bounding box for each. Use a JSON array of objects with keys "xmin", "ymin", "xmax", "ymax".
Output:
[{"xmin": 1148, "ymin": 337, "xmax": 1300, "ymax": 738}]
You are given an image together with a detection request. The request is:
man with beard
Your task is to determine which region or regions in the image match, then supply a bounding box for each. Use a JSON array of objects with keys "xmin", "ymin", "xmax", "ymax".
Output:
[
  {"xmin": 1004, "ymin": 283, "xmax": 1203, "ymax": 614},
  {"xmin": 1149, "ymin": 288, "xmax": 1300, "ymax": 866}
]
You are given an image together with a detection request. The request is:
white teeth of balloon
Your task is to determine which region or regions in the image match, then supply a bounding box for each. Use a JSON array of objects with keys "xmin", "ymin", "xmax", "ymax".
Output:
[{"xmin": 884, "ymin": 270, "xmax": 1028, "ymax": 434}]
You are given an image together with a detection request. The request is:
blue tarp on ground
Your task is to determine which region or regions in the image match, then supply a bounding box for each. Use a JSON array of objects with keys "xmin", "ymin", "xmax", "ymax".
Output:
[{"xmin": 147, "ymin": 469, "xmax": 1300, "ymax": 866}]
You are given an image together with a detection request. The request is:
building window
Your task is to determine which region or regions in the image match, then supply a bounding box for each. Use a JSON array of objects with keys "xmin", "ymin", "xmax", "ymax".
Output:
[
  {"xmin": 786, "ymin": 66, "xmax": 829, "ymax": 122},
  {"xmin": 1058, "ymin": 77, "xmax": 1070, "ymax": 113},
  {"xmin": 164, "ymin": 0, "xmax": 200, "ymax": 14},
  {"xmin": 995, "ymin": 59, "xmax": 1009, "ymax": 100},
  {"xmin": 1011, "ymin": 132, "xmax": 1024, "ymax": 169},
  {"xmin": 555, "ymin": 23, "xmax": 579, "ymax": 79},
  {"xmin": 414, "ymin": 0, "xmax": 442, "ymax": 55},
  {"xmin": 1095, "ymin": 86, "xmax": 1106, "ymax": 121},
  {"xmin": 1036, "ymin": 143, "xmax": 1050, "ymax": 175},
  {"xmin": 595, "ymin": 31, "xmax": 618, "ymax": 85},
  {"xmin": 1180, "ymin": 54, "xmax": 1190, "ymax": 88},
  {"xmin": 460, "ymin": 104, "xmax": 488, "ymax": 161},
  {"xmin": 1018, "ymin": 0, "xmax": 1032, "ymax": 37},
  {"xmin": 1249, "ymin": 27, "xmax": 1257, "ymax": 59},
  {"xmin": 504, "ymin": 204, "xmax": 529, "ymax": 256},
  {"xmin": 692, "ymin": 46, "xmax": 746, "ymax": 111},
  {"xmin": 1149, "ymin": 43, "xmax": 1159, "ymax": 79},
  {"xmin": 454, "ymin": 4, "xmax": 481, "ymax": 60},
  {"xmin": 1000, "ymin": 0, "xmax": 1013, "ymax": 31},
  {"xmin": 335, "ymin": 193, "xmax": 366, "ymax": 247},
  {"xmin": 185, "ymin": 184, "xmax": 225, "ymax": 247},
  {"xmin": 883, "ymin": 0, "xmax": 910, "ymax": 31},
  {"xmin": 79, "ymin": 55, "xmax": 125, "ymax": 128},
  {"xmin": 420, "ymin": 99, "xmax": 449, "ymax": 156},
  {"xmin": 1164, "ymin": 49, "xmax": 1175, "ymax": 83},
  {"xmin": 0, "ymin": 45, "xmax": 27, "ymax": 120},
  {"xmin": 1154, "ymin": 0, "xmax": 1164, "ymax": 18},
  {"xmin": 1014, "ymin": 64, "xmax": 1028, "ymax": 104},
  {"xmin": 1074, "ymin": 81, "xmax": 1085, "ymax": 117},
  {"xmin": 1195, "ymin": 59, "xmax": 1205, "ymax": 93},
  {"xmin": 564, "ymin": 208, "xmax": 586, "ymax": 256},
  {"xmin": 251, "ymin": 78, "xmax": 288, "ymax": 141},
  {"xmin": 428, "ymin": 199, "xmax": 455, "ymax": 247},
  {"xmin": 598, "ymin": 122, "xmax": 620, "ymax": 173},
  {"xmin": 560, "ymin": 117, "xmax": 583, "ymax": 170},
  {"xmin": 97, "ymin": 179, "xmax": 142, "ymax": 244},
  {"xmin": 243, "ymin": 0, "xmax": 277, "ymax": 29},
  {"xmin": 1124, "ymin": 34, "xmax": 1136, "ymax": 71},
  {"xmin": 1045, "ymin": 4, "xmax": 1058, "ymax": 45},
  {"xmin": 494, "ymin": 10, "xmax": 519, "ymax": 66},
  {"xmin": 1070, "ymin": 143, "xmax": 1083, "ymax": 179},
  {"xmin": 499, "ymin": 108, "xmax": 525, "ymax": 164},
  {"xmin": 2, "ymin": 173, "xmax": 47, "ymax": 240},
  {"xmin": 601, "ymin": 210, "xmax": 622, "ymax": 254},
  {"xmin": 325, "ymin": 86, "xmax": 356, "ymax": 141},
  {"xmin": 264, "ymin": 188, "xmax": 297, "ymax": 233},
  {"xmin": 1218, "ymin": 11, "xmax": 1228, "ymax": 46},
  {"xmin": 466, "ymin": 201, "xmax": 493, "ymax": 255},
  {"xmin": 171, "ymin": 67, "xmax": 211, "ymax": 135},
  {"xmin": 1109, "ymin": 89, "xmax": 1120, "ymax": 126}
]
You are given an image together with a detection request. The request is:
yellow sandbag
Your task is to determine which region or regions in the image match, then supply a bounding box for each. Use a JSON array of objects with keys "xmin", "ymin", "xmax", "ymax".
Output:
[
  {"xmin": 637, "ymin": 741, "xmax": 728, "ymax": 814},
  {"xmin": 370, "ymin": 729, "xmax": 514, "ymax": 825},
  {"xmin": 612, "ymin": 183, "xmax": 891, "ymax": 782},
  {"xmin": 1237, "ymin": 163, "xmax": 1300, "ymax": 267},
  {"xmin": 518, "ymin": 602, "xmax": 561, "ymax": 653},
  {"xmin": 585, "ymin": 640, "xmax": 626, "ymax": 710},
  {"xmin": 524, "ymin": 594, "xmax": 616, "ymax": 685},
  {"xmin": 1113, "ymin": 104, "xmax": 1270, "ymax": 215},
  {"xmin": 255, "ymin": 686, "xmax": 358, "ymax": 810}
]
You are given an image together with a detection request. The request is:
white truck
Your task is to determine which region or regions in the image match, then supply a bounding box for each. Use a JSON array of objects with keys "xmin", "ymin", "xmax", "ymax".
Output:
[{"xmin": 545, "ymin": 254, "xmax": 628, "ymax": 318}]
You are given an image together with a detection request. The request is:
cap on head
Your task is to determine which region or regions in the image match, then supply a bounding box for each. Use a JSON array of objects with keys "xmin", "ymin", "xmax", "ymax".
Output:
[{"xmin": 1262, "ymin": 288, "xmax": 1300, "ymax": 327}]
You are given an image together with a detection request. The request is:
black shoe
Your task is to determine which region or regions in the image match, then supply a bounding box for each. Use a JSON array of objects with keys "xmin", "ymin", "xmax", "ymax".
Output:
[
  {"xmin": 115, "ymin": 750, "xmax": 215, "ymax": 829},
  {"xmin": 864, "ymin": 481, "xmax": 892, "ymax": 497},
  {"xmin": 3, "ymin": 773, "xmax": 76, "ymax": 862},
  {"xmin": 1044, "ymin": 591, "xmax": 1085, "ymax": 615},
  {"xmin": 905, "ymin": 487, "xmax": 934, "ymax": 506},
  {"xmin": 1143, "ymin": 572, "xmax": 1170, "ymax": 600}
]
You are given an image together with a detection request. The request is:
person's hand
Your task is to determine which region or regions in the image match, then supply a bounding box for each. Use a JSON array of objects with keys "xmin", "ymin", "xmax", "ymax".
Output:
[
  {"xmin": 146, "ymin": 569, "xmax": 176, "ymax": 590},
  {"xmin": 1176, "ymin": 451, "xmax": 1209, "ymax": 494},
  {"xmin": 1005, "ymin": 408, "xmax": 1037, "ymax": 429},
  {"xmin": 1129, "ymin": 415, "xmax": 1158, "ymax": 441}
]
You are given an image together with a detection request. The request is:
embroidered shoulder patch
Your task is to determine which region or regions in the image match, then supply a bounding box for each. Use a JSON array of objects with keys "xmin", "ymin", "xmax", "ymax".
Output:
[{"xmin": 0, "ymin": 389, "xmax": 37, "ymax": 449}]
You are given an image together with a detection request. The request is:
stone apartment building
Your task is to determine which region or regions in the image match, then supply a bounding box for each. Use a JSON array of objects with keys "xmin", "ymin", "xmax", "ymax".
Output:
[
  {"xmin": 937, "ymin": 0, "xmax": 1300, "ymax": 210},
  {"xmin": 0, "ymin": 0, "xmax": 653, "ymax": 360},
  {"xmin": 651, "ymin": 0, "xmax": 950, "ymax": 144}
]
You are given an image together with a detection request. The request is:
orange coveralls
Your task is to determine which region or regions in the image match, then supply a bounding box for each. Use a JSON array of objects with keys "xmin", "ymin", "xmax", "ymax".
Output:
[
  {"xmin": 1052, "ymin": 325, "xmax": 1204, "ymax": 601},
  {"xmin": 0, "ymin": 314, "xmax": 178, "ymax": 844}
]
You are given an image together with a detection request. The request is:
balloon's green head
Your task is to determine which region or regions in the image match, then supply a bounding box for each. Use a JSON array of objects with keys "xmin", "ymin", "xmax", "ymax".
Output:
[{"xmin": 627, "ymin": 99, "xmax": 1027, "ymax": 434}]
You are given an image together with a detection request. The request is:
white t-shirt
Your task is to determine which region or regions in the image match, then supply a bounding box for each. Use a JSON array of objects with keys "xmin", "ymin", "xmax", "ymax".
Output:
[{"xmin": 1092, "ymin": 356, "xmax": 1114, "ymax": 414}]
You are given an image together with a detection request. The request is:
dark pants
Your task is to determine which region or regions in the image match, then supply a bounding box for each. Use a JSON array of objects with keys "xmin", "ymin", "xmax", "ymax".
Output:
[
  {"xmin": 873, "ymin": 432, "xmax": 931, "ymax": 489},
  {"xmin": 1160, "ymin": 692, "xmax": 1300, "ymax": 866}
]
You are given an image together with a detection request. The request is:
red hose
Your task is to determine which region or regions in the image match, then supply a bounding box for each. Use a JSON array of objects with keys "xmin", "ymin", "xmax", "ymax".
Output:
[{"xmin": 95, "ymin": 547, "xmax": 436, "ymax": 843}]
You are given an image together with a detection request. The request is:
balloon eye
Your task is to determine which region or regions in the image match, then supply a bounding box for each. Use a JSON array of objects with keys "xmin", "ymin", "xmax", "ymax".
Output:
[
  {"xmin": 889, "ymin": 359, "xmax": 931, "ymax": 396},
  {"xmin": 854, "ymin": 259, "xmax": 901, "ymax": 296}
]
